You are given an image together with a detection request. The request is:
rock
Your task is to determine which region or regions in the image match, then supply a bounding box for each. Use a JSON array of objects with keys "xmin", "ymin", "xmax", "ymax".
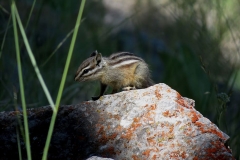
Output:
[
  {"xmin": 0, "ymin": 83, "xmax": 234, "ymax": 160},
  {"xmin": 86, "ymin": 156, "xmax": 114, "ymax": 160}
]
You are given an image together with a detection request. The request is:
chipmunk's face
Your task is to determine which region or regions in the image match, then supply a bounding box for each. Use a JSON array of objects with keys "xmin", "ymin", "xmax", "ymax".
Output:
[{"xmin": 74, "ymin": 51, "xmax": 105, "ymax": 82}]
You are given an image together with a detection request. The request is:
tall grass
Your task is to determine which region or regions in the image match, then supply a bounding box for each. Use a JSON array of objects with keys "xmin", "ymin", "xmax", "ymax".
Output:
[
  {"xmin": 11, "ymin": 2, "xmax": 32, "ymax": 159},
  {"xmin": 42, "ymin": 0, "xmax": 86, "ymax": 158},
  {"xmin": 10, "ymin": 0, "xmax": 86, "ymax": 159},
  {"xmin": 1, "ymin": 0, "xmax": 240, "ymax": 159}
]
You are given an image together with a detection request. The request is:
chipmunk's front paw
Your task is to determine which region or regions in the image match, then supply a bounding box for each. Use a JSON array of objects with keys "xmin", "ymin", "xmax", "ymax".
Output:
[
  {"xmin": 122, "ymin": 86, "xmax": 136, "ymax": 91},
  {"xmin": 92, "ymin": 96, "xmax": 100, "ymax": 101}
]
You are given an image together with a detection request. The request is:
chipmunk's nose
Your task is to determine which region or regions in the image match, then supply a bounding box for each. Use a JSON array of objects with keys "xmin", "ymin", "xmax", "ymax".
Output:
[
  {"xmin": 74, "ymin": 74, "xmax": 78, "ymax": 81},
  {"xmin": 74, "ymin": 72, "xmax": 82, "ymax": 81}
]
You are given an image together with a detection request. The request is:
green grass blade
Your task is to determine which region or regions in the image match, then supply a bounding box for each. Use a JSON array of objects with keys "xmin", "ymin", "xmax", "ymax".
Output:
[
  {"xmin": 16, "ymin": 127, "xmax": 23, "ymax": 160},
  {"xmin": 25, "ymin": 0, "xmax": 36, "ymax": 30},
  {"xmin": 40, "ymin": 18, "xmax": 85, "ymax": 67},
  {"xmin": 0, "ymin": 4, "xmax": 10, "ymax": 14},
  {"xmin": 40, "ymin": 28, "xmax": 74, "ymax": 67},
  {"xmin": 42, "ymin": 0, "xmax": 86, "ymax": 159},
  {"xmin": 13, "ymin": 86, "xmax": 26, "ymax": 142},
  {"xmin": 13, "ymin": 3, "xmax": 56, "ymax": 113},
  {"xmin": 14, "ymin": 86, "xmax": 24, "ymax": 160},
  {"xmin": 0, "ymin": 14, "xmax": 11, "ymax": 59},
  {"xmin": 11, "ymin": 2, "xmax": 32, "ymax": 160}
]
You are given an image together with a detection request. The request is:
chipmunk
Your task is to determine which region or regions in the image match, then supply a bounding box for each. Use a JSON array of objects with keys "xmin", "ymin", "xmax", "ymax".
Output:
[{"xmin": 74, "ymin": 51, "xmax": 154, "ymax": 100}]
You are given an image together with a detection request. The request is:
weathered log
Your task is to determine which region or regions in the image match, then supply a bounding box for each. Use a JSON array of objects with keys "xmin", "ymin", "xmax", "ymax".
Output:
[{"xmin": 0, "ymin": 83, "xmax": 234, "ymax": 160}]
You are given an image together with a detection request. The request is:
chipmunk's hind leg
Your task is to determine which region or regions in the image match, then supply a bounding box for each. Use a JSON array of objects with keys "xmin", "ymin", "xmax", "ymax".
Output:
[{"xmin": 134, "ymin": 63, "xmax": 153, "ymax": 88}]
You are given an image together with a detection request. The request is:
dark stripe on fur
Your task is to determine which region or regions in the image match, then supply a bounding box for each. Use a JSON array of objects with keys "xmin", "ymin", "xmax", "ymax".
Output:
[
  {"xmin": 109, "ymin": 57, "xmax": 143, "ymax": 66},
  {"xmin": 83, "ymin": 67, "xmax": 101, "ymax": 78},
  {"xmin": 80, "ymin": 65, "xmax": 95, "ymax": 77},
  {"xmin": 109, "ymin": 52, "xmax": 135, "ymax": 60}
]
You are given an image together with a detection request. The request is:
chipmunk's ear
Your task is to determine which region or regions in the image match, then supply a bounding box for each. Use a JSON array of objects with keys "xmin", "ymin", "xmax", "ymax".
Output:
[
  {"xmin": 90, "ymin": 50, "xmax": 98, "ymax": 57},
  {"xmin": 95, "ymin": 52, "xmax": 102, "ymax": 66}
]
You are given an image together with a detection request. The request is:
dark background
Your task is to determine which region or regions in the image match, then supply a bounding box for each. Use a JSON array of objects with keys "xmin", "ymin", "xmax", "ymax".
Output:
[{"xmin": 0, "ymin": 0, "xmax": 240, "ymax": 158}]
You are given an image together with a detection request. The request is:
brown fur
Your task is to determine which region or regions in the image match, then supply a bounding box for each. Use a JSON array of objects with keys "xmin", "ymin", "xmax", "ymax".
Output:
[{"xmin": 75, "ymin": 51, "xmax": 154, "ymax": 100}]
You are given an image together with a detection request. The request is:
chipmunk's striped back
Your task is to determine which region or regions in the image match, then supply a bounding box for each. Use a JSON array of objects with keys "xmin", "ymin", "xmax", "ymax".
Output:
[
  {"xmin": 108, "ymin": 52, "xmax": 144, "ymax": 69},
  {"xmin": 75, "ymin": 50, "xmax": 154, "ymax": 100}
]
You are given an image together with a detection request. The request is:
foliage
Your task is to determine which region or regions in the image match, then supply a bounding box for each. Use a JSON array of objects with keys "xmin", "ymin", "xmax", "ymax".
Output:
[{"xmin": 0, "ymin": 0, "xmax": 240, "ymax": 159}]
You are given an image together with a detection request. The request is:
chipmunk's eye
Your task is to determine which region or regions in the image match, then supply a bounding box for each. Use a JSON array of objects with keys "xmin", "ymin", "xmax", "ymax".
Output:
[{"xmin": 83, "ymin": 69, "xmax": 89, "ymax": 74}]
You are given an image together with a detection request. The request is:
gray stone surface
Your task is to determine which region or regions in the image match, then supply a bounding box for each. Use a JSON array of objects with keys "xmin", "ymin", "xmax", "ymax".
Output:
[
  {"xmin": 0, "ymin": 83, "xmax": 234, "ymax": 160},
  {"xmin": 86, "ymin": 156, "xmax": 114, "ymax": 160}
]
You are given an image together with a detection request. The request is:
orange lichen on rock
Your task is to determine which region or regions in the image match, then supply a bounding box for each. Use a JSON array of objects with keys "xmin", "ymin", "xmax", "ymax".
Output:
[
  {"xmin": 155, "ymin": 89, "xmax": 162, "ymax": 100},
  {"xmin": 162, "ymin": 110, "xmax": 170, "ymax": 117},
  {"xmin": 194, "ymin": 121, "xmax": 225, "ymax": 140},
  {"xmin": 143, "ymin": 91, "xmax": 150, "ymax": 96},
  {"xmin": 181, "ymin": 151, "xmax": 187, "ymax": 159},
  {"xmin": 115, "ymin": 125, "xmax": 122, "ymax": 132},
  {"xmin": 177, "ymin": 105, "xmax": 185, "ymax": 112},
  {"xmin": 162, "ymin": 110, "xmax": 178, "ymax": 118},
  {"xmin": 176, "ymin": 92, "xmax": 182, "ymax": 98},
  {"xmin": 121, "ymin": 117, "xmax": 141, "ymax": 140},
  {"xmin": 132, "ymin": 155, "xmax": 140, "ymax": 160},
  {"xmin": 169, "ymin": 125, "xmax": 174, "ymax": 133},
  {"xmin": 193, "ymin": 156, "xmax": 199, "ymax": 160},
  {"xmin": 142, "ymin": 105, "xmax": 156, "ymax": 124},
  {"xmin": 101, "ymin": 146, "xmax": 116, "ymax": 157},
  {"xmin": 195, "ymin": 121, "xmax": 203, "ymax": 127},
  {"xmin": 175, "ymin": 93, "xmax": 193, "ymax": 109},
  {"xmin": 142, "ymin": 149, "xmax": 155, "ymax": 157},
  {"xmin": 97, "ymin": 126, "xmax": 105, "ymax": 135},
  {"xmin": 108, "ymin": 132, "xmax": 118, "ymax": 140},
  {"xmin": 152, "ymin": 154, "xmax": 157, "ymax": 160},
  {"xmin": 169, "ymin": 151, "xmax": 182, "ymax": 159},
  {"xmin": 121, "ymin": 129, "xmax": 133, "ymax": 140},
  {"xmin": 150, "ymin": 104, "xmax": 157, "ymax": 110},
  {"xmin": 147, "ymin": 137, "xmax": 156, "ymax": 146},
  {"xmin": 188, "ymin": 110, "xmax": 199, "ymax": 123},
  {"xmin": 96, "ymin": 124, "xmax": 118, "ymax": 145},
  {"xmin": 109, "ymin": 114, "xmax": 121, "ymax": 120},
  {"xmin": 202, "ymin": 128, "xmax": 225, "ymax": 140},
  {"xmin": 202, "ymin": 140, "xmax": 232, "ymax": 160},
  {"xmin": 133, "ymin": 117, "xmax": 140, "ymax": 123},
  {"xmin": 176, "ymin": 98, "xmax": 187, "ymax": 107}
]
